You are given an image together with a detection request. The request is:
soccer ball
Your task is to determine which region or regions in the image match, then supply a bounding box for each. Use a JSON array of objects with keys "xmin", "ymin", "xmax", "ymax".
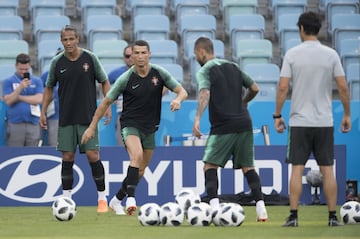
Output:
[
  {"xmin": 218, "ymin": 202, "xmax": 245, "ymax": 226},
  {"xmin": 306, "ymin": 170, "xmax": 323, "ymax": 187},
  {"xmin": 186, "ymin": 202, "xmax": 212, "ymax": 226},
  {"xmin": 138, "ymin": 203, "xmax": 161, "ymax": 226},
  {"xmin": 52, "ymin": 197, "xmax": 77, "ymax": 221},
  {"xmin": 159, "ymin": 202, "xmax": 184, "ymax": 226},
  {"xmin": 340, "ymin": 201, "xmax": 360, "ymax": 224},
  {"xmin": 211, "ymin": 203, "xmax": 226, "ymax": 226},
  {"xmin": 175, "ymin": 189, "xmax": 201, "ymax": 216}
]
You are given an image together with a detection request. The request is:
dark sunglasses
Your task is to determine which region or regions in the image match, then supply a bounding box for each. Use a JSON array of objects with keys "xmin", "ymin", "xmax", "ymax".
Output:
[{"xmin": 124, "ymin": 54, "xmax": 131, "ymax": 58}]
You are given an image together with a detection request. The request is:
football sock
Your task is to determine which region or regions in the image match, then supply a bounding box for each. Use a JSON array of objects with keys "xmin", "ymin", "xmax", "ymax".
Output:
[
  {"xmin": 290, "ymin": 209, "xmax": 298, "ymax": 219},
  {"xmin": 90, "ymin": 160, "xmax": 106, "ymax": 192},
  {"xmin": 205, "ymin": 168, "xmax": 218, "ymax": 200},
  {"xmin": 116, "ymin": 177, "xmax": 128, "ymax": 200},
  {"xmin": 98, "ymin": 191, "xmax": 107, "ymax": 201},
  {"xmin": 61, "ymin": 161, "xmax": 74, "ymax": 190},
  {"xmin": 244, "ymin": 169, "xmax": 263, "ymax": 201},
  {"xmin": 126, "ymin": 166, "xmax": 139, "ymax": 197},
  {"xmin": 62, "ymin": 190, "xmax": 72, "ymax": 198},
  {"xmin": 329, "ymin": 211, "xmax": 337, "ymax": 219}
]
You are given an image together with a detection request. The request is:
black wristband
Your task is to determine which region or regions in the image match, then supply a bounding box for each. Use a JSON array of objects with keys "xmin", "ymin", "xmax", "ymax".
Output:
[{"xmin": 273, "ymin": 114, "xmax": 282, "ymax": 119}]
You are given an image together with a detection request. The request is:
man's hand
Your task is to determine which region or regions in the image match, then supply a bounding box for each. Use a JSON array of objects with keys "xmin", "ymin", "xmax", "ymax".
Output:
[
  {"xmin": 81, "ymin": 127, "xmax": 95, "ymax": 144},
  {"xmin": 170, "ymin": 99, "xmax": 181, "ymax": 112},
  {"xmin": 192, "ymin": 118, "xmax": 202, "ymax": 139},
  {"xmin": 274, "ymin": 118, "xmax": 286, "ymax": 133},
  {"xmin": 39, "ymin": 113, "xmax": 47, "ymax": 129}
]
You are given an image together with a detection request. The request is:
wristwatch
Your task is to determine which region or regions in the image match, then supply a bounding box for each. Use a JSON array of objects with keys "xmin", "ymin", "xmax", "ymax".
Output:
[{"xmin": 273, "ymin": 114, "xmax": 282, "ymax": 119}]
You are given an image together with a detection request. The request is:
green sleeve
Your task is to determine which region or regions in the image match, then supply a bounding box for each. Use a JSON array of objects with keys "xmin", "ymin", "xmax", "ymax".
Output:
[
  {"xmin": 152, "ymin": 64, "xmax": 180, "ymax": 91},
  {"xmin": 106, "ymin": 68, "xmax": 132, "ymax": 101}
]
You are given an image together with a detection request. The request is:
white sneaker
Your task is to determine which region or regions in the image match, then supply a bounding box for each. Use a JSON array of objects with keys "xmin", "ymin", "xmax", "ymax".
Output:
[
  {"xmin": 109, "ymin": 196, "xmax": 125, "ymax": 215},
  {"xmin": 256, "ymin": 200, "xmax": 268, "ymax": 222},
  {"xmin": 125, "ymin": 197, "xmax": 137, "ymax": 216}
]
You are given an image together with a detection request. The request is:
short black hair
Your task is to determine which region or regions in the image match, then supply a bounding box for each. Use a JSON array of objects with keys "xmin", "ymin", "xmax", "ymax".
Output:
[
  {"xmin": 133, "ymin": 40, "xmax": 150, "ymax": 51},
  {"xmin": 194, "ymin": 37, "xmax": 214, "ymax": 54},
  {"xmin": 16, "ymin": 53, "xmax": 30, "ymax": 64},
  {"xmin": 297, "ymin": 11, "xmax": 322, "ymax": 35}
]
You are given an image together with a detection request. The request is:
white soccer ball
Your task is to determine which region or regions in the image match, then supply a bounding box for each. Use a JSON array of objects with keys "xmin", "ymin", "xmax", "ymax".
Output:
[
  {"xmin": 306, "ymin": 170, "xmax": 323, "ymax": 187},
  {"xmin": 211, "ymin": 203, "xmax": 226, "ymax": 226},
  {"xmin": 51, "ymin": 197, "xmax": 77, "ymax": 221},
  {"xmin": 138, "ymin": 202, "xmax": 161, "ymax": 226},
  {"xmin": 175, "ymin": 189, "xmax": 201, "ymax": 216},
  {"xmin": 186, "ymin": 202, "xmax": 212, "ymax": 226},
  {"xmin": 159, "ymin": 202, "xmax": 184, "ymax": 226},
  {"xmin": 218, "ymin": 202, "xmax": 245, "ymax": 226},
  {"xmin": 340, "ymin": 201, "xmax": 360, "ymax": 224}
]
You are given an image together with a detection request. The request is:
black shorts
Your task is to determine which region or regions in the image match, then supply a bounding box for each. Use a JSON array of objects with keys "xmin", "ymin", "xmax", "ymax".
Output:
[{"xmin": 286, "ymin": 126, "xmax": 334, "ymax": 166}]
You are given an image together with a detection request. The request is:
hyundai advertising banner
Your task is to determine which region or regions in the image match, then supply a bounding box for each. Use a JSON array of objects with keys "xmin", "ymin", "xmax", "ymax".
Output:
[{"xmin": 0, "ymin": 145, "xmax": 346, "ymax": 206}]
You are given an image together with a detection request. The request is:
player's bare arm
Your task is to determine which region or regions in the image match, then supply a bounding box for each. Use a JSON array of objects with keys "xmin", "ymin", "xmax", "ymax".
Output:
[
  {"xmin": 170, "ymin": 85, "xmax": 188, "ymax": 112},
  {"xmin": 243, "ymin": 82, "xmax": 259, "ymax": 106},
  {"xmin": 101, "ymin": 80, "xmax": 112, "ymax": 125},
  {"xmin": 335, "ymin": 76, "xmax": 351, "ymax": 133},
  {"xmin": 274, "ymin": 77, "xmax": 289, "ymax": 133},
  {"xmin": 193, "ymin": 88, "xmax": 210, "ymax": 138},
  {"xmin": 40, "ymin": 86, "xmax": 54, "ymax": 129}
]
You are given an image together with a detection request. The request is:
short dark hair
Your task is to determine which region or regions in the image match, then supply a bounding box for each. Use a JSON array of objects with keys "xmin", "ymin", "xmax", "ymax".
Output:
[
  {"xmin": 297, "ymin": 11, "xmax": 321, "ymax": 35},
  {"xmin": 133, "ymin": 40, "xmax": 150, "ymax": 51},
  {"xmin": 123, "ymin": 45, "xmax": 132, "ymax": 56},
  {"xmin": 16, "ymin": 53, "xmax": 30, "ymax": 64},
  {"xmin": 61, "ymin": 25, "xmax": 79, "ymax": 38},
  {"xmin": 194, "ymin": 37, "xmax": 214, "ymax": 54}
]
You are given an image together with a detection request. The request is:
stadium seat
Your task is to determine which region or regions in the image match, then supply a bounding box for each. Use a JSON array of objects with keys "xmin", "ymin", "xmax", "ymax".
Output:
[
  {"xmin": 323, "ymin": 0, "xmax": 359, "ymax": 33},
  {"xmin": 243, "ymin": 63, "xmax": 280, "ymax": 101},
  {"xmin": 0, "ymin": 40, "xmax": 29, "ymax": 64},
  {"xmin": 172, "ymin": 0, "xmax": 210, "ymax": 21},
  {"xmin": 178, "ymin": 14, "xmax": 217, "ymax": 51},
  {"xmin": 77, "ymin": 0, "xmax": 117, "ymax": 26},
  {"xmin": 271, "ymin": 0, "xmax": 307, "ymax": 32},
  {"xmin": 338, "ymin": 39, "xmax": 360, "ymax": 73},
  {"xmin": 92, "ymin": 39, "xmax": 128, "ymax": 65},
  {"xmin": 133, "ymin": 15, "xmax": 170, "ymax": 41},
  {"xmin": 346, "ymin": 63, "xmax": 359, "ymax": 100},
  {"xmin": 0, "ymin": 0, "xmax": 19, "ymax": 16},
  {"xmin": 127, "ymin": 0, "xmax": 167, "ymax": 17},
  {"xmin": 37, "ymin": 40, "xmax": 63, "ymax": 74},
  {"xmin": 277, "ymin": 14, "xmax": 301, "ymax": 57},
  {"xmin": 0, "ymin": 16, "xmax": 23, "ymax": 40},
  {"xmin": 233, "ymin": 39, "xmax": 273, "ymax": 68},
  {"xmin": 0, "ymin": 64, "xmax": 15, "ymax": 81},
  {"xmin": 221, "ymin": 0, "xmax": 258, "ymax": 29},
  {"xmin": 282, "ymin": 38, "xmax": 301, "ymax": 59},
  {"xmin": 84, "ymin": 15, "xmax": 123, "ymax": 49},
  {"xmin": 33, "ymin": 15, "xmax": 70, "ymax": 43},
  {"xmin": 331, "ymin": 14, "xmax": 360, "ymax": 51},
  {"xmin": 227, "ymin": 14, "xmax": 265, "ymax": 54},
  {"xmin": 29, "ymin": 0, "xmax": 66, "ymax": 23},
  {"xmin": 160, "ymin": 63, "xmax": 185, "ymax": 101},
  {"xmin": 148, "ymin": 40, "xmax": 178, "ymax": 64},
  {"xmin": 160, "ymin": 63, "xmax": 184, "ymax": 84}
]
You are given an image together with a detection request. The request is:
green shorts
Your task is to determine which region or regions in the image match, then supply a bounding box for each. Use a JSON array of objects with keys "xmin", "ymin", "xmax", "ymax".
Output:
[
  {"xmin": 202, "ymin": 131, "xmax": 254, "ymax": 169},
  {"xmin": 57, "ymin": 125, "xmax": 99, "ymax": 153},
  {"xmin": 121, "ymin": 127, "xmax": 155, "ymax": 149}
]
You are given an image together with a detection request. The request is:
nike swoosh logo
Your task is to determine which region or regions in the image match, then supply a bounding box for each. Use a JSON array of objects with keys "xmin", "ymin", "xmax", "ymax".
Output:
[
  {"xmin": 60, "ymin": 69, "xmax": 67, "ymax": 73},
  {"xmin": 132, "ymin": 84, "xmax": 140, "ymax": 89}
]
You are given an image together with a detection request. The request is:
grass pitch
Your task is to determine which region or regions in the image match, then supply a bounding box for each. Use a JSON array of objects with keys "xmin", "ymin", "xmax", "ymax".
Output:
[{"xmin": 0, "ymin": 205, "xmax": 358, "ymax": 239}]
